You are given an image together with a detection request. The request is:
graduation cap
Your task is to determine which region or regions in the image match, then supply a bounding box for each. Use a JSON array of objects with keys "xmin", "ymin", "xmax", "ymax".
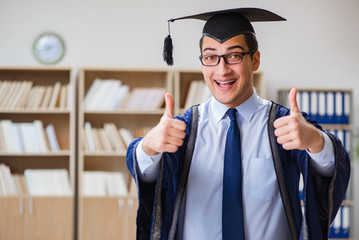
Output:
[{"xmin": 163, "ymin": 8, "xmax": 286, "ymax": 66}]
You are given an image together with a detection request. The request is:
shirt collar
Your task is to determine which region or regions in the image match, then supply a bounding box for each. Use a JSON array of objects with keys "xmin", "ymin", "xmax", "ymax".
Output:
[{"xmin": 211, "ymin": 92, "xmax": 259, "ymax": 123}]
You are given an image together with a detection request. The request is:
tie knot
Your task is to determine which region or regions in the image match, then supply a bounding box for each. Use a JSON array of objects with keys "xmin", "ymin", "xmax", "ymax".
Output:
[{"xmin": 226, "ymin": 108, "xmax": 237, "ymax": 121}]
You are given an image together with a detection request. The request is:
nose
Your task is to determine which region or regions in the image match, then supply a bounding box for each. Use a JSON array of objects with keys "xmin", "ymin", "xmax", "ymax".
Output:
[{"xmin": 215, "ymin": 56, "xmax": 232, "ymax": 75}]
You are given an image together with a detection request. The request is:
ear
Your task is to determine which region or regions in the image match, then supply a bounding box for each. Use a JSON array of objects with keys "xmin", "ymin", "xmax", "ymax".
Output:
[{"xmin": 252, "ymin": 50, "xmax": 260, "ymax": 71}]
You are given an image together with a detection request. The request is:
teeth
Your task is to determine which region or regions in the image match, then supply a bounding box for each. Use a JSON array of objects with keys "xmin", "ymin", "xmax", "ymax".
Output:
[{"xmin": 216, "ymin": 80, "xmax": 236, "ymax": 84}]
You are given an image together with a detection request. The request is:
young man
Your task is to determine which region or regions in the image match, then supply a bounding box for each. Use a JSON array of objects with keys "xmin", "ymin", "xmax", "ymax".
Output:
[{"xmin": 126, "ymin": 8, "xmax": 350, "ymax": 240}]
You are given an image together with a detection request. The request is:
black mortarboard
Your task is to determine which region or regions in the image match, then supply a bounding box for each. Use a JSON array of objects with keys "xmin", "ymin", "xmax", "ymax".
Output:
[{"xmin": 163, "ymin": 8, "xmax": 286, "ymax": 66}]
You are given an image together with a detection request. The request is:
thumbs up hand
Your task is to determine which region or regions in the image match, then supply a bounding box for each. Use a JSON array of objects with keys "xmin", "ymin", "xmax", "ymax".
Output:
[
  {"xmin": 273, "ymin": 88, "xmax": 324, "ymax": 153},
  {"xmin": 142, "ymin": 93, "xmax": 187, "ymax": 156}
]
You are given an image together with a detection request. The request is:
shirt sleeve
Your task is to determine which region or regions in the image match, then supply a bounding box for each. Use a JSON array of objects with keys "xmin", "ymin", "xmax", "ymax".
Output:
[
  {"xmin": 135, "ymin": 139, "xmax": 162, "ymax": 182},
  {"xmin": 307, "ymin": 131, "xmax": 335, "ymax": 177}
]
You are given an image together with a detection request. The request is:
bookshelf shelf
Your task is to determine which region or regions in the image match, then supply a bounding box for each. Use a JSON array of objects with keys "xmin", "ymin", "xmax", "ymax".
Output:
[
  {"xmin": 83, "ymin": 151, "xmax": 127, "ymax": 157},
  {"xmin": 85, "ymin": 109, "xmax": 165, "ymax": 115},
  {"xmin": 0, "ymin": 66, "xmax": 75, "ymax": 240},
  {"xmin": 322, "ymin": 124, "xmax": 352, "ymax": 131},
  {"xmin": 342, "ymin": 200, "xmax": 354, "ymax": 206},
  {"xmin": 0, "ymin": 151, "xmax": 71, "ymax": 156},
  {"xmin": 0, "ymin": 109, "xmax": 71, "ymax": 114}
]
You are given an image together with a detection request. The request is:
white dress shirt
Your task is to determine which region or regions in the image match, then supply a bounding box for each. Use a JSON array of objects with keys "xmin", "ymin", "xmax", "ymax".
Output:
[{"xmin": 135, "ymin": 93, "xmax": 335, "ymax": 240}]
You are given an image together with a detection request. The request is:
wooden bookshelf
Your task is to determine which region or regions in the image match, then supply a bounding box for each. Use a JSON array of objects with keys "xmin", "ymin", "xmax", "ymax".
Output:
[
  {"xmin": 0, "ymin": 66, "xmax": 75, "ymax": 240},
  {"xmin": 77, "ymin": 67, "xmax": 172, "ymax": 240}
]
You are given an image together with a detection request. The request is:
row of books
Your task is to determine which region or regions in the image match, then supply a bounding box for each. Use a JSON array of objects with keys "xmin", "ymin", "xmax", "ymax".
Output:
[
  {"xmin": 83, "ymin": 122, "xmax": 133, "ymax": 152},
  {"xmin": 0, "ymin": 162, "xmax": 136, "ymax": 197},
  {"xmin": 0, "ymin": 120, "xmax": 60, "ymax": 153},
  {"xmin": 184, "ymin": 80, "xmax": 211, "ymax": 109},
  {"xmin": 329, "ymin": 205, "xmax": 350, "ymax": 238},
  {"xmin": 84, "ymin": 78, "xmax": 165, "ymax": 110},
  {"xmin": 0, "ymin": 164, "xmax": 71, "ymax": 196},
  {"xmin": 82, "ymin": 171, "xmax": 128, "ymax": 196},
  {"xmin": 0, "ymin": 80, "xmax": 71, "ymax": 110},
  {"xmin": 0, "ymin": 163, "xmax": 26, "ymax": 196},
  {"xmin": 24, "ymin": 169, "xmax": 72, "ymax": 196},
  {"xmin": 279, "ymin": 90, "xmax": 351, "ymax": 124}
]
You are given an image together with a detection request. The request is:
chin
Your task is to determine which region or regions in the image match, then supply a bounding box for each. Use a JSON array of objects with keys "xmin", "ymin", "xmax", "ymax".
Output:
[{"xmin": 214, "ymin": 95, "xmax": 235, "ymax": 106}]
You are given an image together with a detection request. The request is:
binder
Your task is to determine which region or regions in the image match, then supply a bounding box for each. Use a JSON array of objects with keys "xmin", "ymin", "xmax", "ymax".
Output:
[
  {"xmin": 301, "ymin": 91, "xmax": 309, "ymax": 115},
  {"xmin": 343, "ymin": 92, "xmax": 350, "ymax": 124},
  {"xmin": 342, "ymin": 206, "xmax": 350, "ymax": 238},
  {"xmin": 338, "ymin": 92, "xmax": 350, "ymax": 124},
  {"xmin": 298, "ymin": 90, "xmax": 303, "ymax": 112},
  {"xmin": 332, "ymin": 207, "xmax": 341, "ymax": 237},
  {"xmin": 318, "ymin": 92, "xmax": 326, "ymax": 123},
  {"xmin": 307, "ymin": 91, "xmax": 312, "ymax": 119},
  {"xmin": 310, "ymin": 91, "xmax": 318, "ymax": 121},
  {"xmin": 327, "ymin": 92, "xmax": 334, "ymax": 124}
]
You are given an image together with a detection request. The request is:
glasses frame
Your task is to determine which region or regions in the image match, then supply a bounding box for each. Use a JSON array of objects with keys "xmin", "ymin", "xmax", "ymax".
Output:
[{"xmin": 199, "ymin": 50, "xmax": 256, "ymax": 66}]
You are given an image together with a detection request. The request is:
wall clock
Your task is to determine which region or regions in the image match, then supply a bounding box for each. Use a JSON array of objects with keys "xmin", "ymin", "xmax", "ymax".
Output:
[{"xmin": 33, "ymin": 32, "xmax": 65, "ymax": 64}]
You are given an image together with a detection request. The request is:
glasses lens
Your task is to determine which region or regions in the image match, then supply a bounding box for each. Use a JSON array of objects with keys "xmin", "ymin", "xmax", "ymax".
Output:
[
  {"xmin": 201, "ymin": 55, "xmax": 219, "ymax": 66},
  {"xmin": 225, "ymin": 52, "xmax": 243, "ymax": 64}
]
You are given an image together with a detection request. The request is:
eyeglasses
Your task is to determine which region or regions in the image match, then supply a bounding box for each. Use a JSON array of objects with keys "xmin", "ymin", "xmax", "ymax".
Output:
[{"xmin": 199, "ymin": 50, "xmax": 256, "ymax": 66}]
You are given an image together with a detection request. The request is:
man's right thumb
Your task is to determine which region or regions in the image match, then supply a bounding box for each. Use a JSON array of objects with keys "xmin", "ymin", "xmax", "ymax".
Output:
[{"xmin": 164, "ymin": 92, "xmax": 174, "ymax": 118}]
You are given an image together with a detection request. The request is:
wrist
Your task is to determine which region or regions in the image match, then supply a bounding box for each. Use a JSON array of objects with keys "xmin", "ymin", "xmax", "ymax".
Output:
[
  {"xmin": 307, "ymin": 129, "xmax": 325, "ymax": 153},
  {"xmin": 142, "ymin": 138, "xmax": 160, "ymax": 156}
]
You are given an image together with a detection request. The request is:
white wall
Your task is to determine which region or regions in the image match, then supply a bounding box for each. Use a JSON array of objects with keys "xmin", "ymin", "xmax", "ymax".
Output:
[{"xmin": 1, "ymin": 0, "xmax": 359, "ymax": 236}]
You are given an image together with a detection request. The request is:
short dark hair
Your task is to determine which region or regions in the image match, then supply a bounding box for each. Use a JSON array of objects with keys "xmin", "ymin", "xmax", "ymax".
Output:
[{"xmin": 199, "ymin": 33, "xmax": 258, "ymax": 58}]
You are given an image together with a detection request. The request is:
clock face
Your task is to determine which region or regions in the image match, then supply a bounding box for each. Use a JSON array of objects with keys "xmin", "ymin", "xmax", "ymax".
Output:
[{"xmin": 33, "ymin": 33, "xmax": 65, "ymax": 64}]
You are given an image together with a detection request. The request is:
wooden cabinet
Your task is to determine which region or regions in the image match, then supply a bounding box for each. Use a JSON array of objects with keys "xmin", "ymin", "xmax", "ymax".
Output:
[
  {"xmin": 0, "ymin": 67, "xmax": 75, "ymax": 240},
  {"xmin": 81, "ymin": 197, "xmax": 137, "ymax": 240},
  {"xmin": 0, "ymin": 197, "xmax": 73, "ymax": 240},
  {"xmin": 0, "ymin": 197, "xmax": 25, "ymax": 239}
]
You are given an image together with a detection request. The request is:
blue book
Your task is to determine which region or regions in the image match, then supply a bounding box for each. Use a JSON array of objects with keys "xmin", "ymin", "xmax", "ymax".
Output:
[
  {"xmin": 344, "ymin": 92, "xmax": 350, "ymax": 124},
  {"xmin": 307, "ymin": 91, "xmax": 313, "ymax": 119},
  {"xmin": 327, "ymin": 92, "xmax": 335, "ymax": 124},
  {"xmin": 340, "ymin": 92, "xmax": 350, "ymax": 124},
  {"xmin": 332, "ymin": 92, "xmax": 338, "ymax": 124}
]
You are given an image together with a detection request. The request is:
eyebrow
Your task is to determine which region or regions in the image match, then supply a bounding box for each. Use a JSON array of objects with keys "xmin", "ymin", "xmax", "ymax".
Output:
[
  {"xmin": 228, "ymin": 45, "xmax": 245, "ymax": 51},
  {"xmin": 203, "ymin": 45, "xmax": 245, "ymax": 53}
]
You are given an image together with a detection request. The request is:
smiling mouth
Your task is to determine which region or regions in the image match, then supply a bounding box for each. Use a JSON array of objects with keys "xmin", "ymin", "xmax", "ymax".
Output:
[{"xmin": 215, "ymin": 79, "xmax": 237, "ymax": 85}]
